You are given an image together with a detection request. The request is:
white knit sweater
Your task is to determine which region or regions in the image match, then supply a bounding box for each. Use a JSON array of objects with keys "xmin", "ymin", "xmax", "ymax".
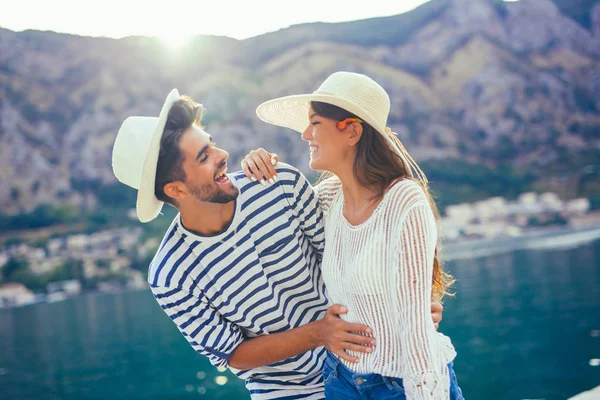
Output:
[{"xmin": 315, "ymin": 176, "xmax": 457, "ymax": 400}]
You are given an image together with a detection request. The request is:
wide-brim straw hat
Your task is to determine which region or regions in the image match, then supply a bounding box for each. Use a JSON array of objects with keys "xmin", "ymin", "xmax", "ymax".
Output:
[
  {"xmin": 256, "ymin": 71, "xmax": 394, "ymax": 143},
  {"xmin": 112, "ymin": 89, "xmax": 181, "ymax": 223},
  {"xmin": 256, "ymin": 71, "xmax": 427, "ymax": 181}
]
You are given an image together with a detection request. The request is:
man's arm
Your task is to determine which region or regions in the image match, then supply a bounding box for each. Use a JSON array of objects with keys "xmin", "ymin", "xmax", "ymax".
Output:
[
  {"xmin": 229, "ymin": 292, "xmax": 443, "ymax": 370},
  {"xmin": 229, "ymin": 304, "xmax": 375, "ymax": 370},
  {"xmin": 152, "ymin": 285, "xmax": 244, "ymax": 368},
  {"xmin": 152, "ymin": 285, "xmax": 374, "ymax": 370}
]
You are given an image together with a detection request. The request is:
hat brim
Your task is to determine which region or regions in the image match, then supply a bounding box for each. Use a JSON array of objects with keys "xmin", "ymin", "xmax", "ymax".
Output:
[
  {"xmin": 256, "ymin": 93, "xmax": 388, "ymax": 138},
  {"xmin": 136, "ymin": 89, "xmax": 181, "ymax": 223}
]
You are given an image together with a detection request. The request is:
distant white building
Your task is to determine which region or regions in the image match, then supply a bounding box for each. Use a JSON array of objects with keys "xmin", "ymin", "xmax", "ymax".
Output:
[
  {"xmin": 487, "ymin": 197, "xmax": 507, "ymax": 208},
  {"xmin": 504, "ymin": 226, "xmax": 523, "ymax": 237},
  {"xmin": 0, "ymin": 253, "xmax": 8, "ymax": 269},
  {"xmin": 29, "ymin": 248, "xmax": 46, "ymax": 262},
  {"xmin": 473, "ymin": 197, "xmax": 508, "ymax": 221},
  {"xmin": 518, "ymin": 192, "xmax": 538, "ymax": 204},
  {"xmin": 565, "ymin": 198, "xmax": 590, "ymax": 215},
  {"xmin": 440, "ymin": 219, "xmax": 463, "ymax": 241},
  {"xmin": 445, "ymin": 203, "xmax": 475, "ymax": 223},
  {"xmin": 463, "ymin": 222, "xmax": 505, "ymax": 239},
  {"xmin": 0, "ymin": 283, "xmax": 35, "ymax": 308},
  {"xmin": 66, "ymin": 235, "xmax": 88, "ymax": 250},
  {"xmin": 519, "ymin": 192, "xmax": 538, "ymax": 205},
  {"xmin": 510, "ymin": 198, "xmax": 544, "ymax": 215},
  {"xmin": 47, "ymin": 238, "xmax": 63, "ymax": 255},
  {"xmin": 15, "ymin": 244, "xmax": 33, "ymax": 258},
  {"xmin": 110, "ymin": 256, "xmax": 131, "ymax": 273},
  {"xmin": 540, "ymin": 192, "xmax": 563, "ymax": 211}
]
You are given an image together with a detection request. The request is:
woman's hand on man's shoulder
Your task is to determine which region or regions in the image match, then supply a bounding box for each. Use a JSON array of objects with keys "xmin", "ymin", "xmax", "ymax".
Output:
[{"xmin": 241, "ymin": 148, "xmax": 280, "ymax": 185}]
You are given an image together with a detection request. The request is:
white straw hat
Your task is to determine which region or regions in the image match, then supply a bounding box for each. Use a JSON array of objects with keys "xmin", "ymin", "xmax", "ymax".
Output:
[
  {"xmin": 112, "ymin": 89, "xmax": 181, "ymax": 223},
  {"xmin": 256, "ymin": 71, "xmax": 430, "ymax": 182},
  {"xmin": 256, "ymin": 71, "xmax": 392, "ymax": 142}
]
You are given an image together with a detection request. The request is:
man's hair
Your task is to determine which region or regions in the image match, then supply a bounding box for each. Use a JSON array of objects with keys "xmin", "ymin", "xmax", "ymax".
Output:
[{"xmin": 154, "ymin": 96, "xmax": 204, "ymax": 206}]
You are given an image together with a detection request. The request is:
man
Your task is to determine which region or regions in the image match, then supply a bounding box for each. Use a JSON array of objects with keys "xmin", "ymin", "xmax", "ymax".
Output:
[{"xmin": 112, "ymin": 89, "xmax": 443, "ymax": 399}]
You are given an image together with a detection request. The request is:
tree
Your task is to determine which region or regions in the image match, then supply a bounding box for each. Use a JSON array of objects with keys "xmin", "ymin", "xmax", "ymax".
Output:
[{"xmin": 1, "ymin": 258, "xmax": 28, "ymax": 281}]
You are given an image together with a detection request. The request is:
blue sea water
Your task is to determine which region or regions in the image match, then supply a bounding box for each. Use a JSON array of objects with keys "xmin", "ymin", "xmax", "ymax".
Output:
[{"xmin": 0, "ymin": 240, "xmax": 599, "ymax": 400}]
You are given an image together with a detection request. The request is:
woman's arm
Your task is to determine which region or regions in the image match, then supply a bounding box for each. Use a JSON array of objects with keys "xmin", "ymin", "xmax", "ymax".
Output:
[
  {"xmin": 396, "ymin": 201, "xmax": 450, "ymax": 400},
  {"xmin": 241, "ymin": 148, "xmax": 279, "ymax": 184},
  {"xmin": 240, "ymin": 148, "xmax": 341, "ymax": 217}
]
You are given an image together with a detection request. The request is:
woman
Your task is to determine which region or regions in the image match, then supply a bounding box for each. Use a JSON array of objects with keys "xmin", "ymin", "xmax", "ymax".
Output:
[{"xmin": 243, "ymin": 72, "xmax": 462, "ymax": 399}]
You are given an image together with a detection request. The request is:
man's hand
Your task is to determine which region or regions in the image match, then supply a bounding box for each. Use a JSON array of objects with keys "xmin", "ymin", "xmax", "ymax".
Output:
[
  {"xmin": 228, "ymin": 304, "xmax": 373, "ymax": 370},
  {"xmin": 431, "ymin": 301, "xmax": 443, "ymax": 330},
  {"xmin": 313, "ymin": 304, "xmax": 375, "ymax": 363}
]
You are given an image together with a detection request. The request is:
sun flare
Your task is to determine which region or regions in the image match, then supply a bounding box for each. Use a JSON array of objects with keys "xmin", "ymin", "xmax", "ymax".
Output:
[{"xmin": 158, "ymin": 32, "xmax": 192, "ymax": 48}]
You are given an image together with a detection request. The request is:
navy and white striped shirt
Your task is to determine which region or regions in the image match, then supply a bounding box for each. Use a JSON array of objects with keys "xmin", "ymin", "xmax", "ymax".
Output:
[{"xmin": 149, "ymin": 164, "xmax": 328, "ymax": 399}]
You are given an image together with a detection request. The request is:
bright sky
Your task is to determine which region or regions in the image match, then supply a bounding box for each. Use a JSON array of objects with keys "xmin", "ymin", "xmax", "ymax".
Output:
[{"xmin": 0, "ymin": 0, "xmax": 430, "ymax": 45}]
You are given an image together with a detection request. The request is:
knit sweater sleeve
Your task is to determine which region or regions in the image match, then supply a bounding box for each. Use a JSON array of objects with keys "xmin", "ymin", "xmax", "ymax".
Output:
[
  {"xmin": 313, "ymin": 176, "xmax": 342, "ymax": 222},
  {"xmin": 394, "ymin": 190, "xmax": 450, "ymax": 400}
]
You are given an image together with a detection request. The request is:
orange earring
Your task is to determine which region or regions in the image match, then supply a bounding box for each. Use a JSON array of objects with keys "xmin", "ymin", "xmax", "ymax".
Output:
[{"xmin": 336, "ymin": 118, "xmax": 363, "ymax": 130}]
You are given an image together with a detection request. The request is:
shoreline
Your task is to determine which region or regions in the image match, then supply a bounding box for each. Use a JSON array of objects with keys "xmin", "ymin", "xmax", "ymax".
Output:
[
  {"xmin": 442, "ymin": 225, "xmax": 600, "ymax": 261},
  {"xmin": 3, "ymin": 225, "xmax": 600, "ymax": 310}
]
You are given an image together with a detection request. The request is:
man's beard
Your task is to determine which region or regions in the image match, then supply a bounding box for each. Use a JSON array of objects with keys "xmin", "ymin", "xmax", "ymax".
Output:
[{"xmin": 188, "ymin": 182, "xmax": 239, "ymax": 204}]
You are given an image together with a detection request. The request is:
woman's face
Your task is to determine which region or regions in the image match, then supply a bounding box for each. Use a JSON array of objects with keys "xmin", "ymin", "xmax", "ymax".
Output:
[{"xmin": 301, "ymin": 106, "xmax": 348, "ymax": 172}]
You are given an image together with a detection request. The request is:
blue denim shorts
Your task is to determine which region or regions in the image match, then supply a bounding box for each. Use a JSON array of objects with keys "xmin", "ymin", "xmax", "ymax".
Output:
[{"xmin": 323, "ymin": 351, "xmax": 464, "ymax": 399}]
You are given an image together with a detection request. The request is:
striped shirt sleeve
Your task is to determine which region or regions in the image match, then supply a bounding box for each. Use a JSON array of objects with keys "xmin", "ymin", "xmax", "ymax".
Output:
[
  {"xmin": 151, "ymin": 285, "xmax": 245, "ymax": 368},
  {"xmin": 280, "ymin": 166, "xmax": 325, "ymax": 257}
]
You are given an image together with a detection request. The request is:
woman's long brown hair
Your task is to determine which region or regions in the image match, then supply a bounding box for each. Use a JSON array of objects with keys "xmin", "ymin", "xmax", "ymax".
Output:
[{"xmin": 312, "ymin": 101, "xmax": 454, "ymax": 302}]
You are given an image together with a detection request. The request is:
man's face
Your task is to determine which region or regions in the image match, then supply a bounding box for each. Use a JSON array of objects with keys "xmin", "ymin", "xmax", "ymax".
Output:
[{"xmin": 177, "ymin": 125, "xmax": 239, "ymax": 204}]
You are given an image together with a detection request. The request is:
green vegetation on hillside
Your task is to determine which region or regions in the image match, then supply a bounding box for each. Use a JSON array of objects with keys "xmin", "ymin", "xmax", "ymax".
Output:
[
  {"xmin": 0, "ymin": 205, "xmax": 79, "ymax": 231},
  {"xmin": 423, "ymin": 159, "xmax": 535, "ymax": 211},
  {"xmin": 0, "ymin": 183, "xmax": 137, "ymax": 237}
]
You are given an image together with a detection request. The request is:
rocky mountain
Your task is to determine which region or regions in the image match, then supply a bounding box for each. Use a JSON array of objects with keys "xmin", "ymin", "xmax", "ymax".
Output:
[{"xmin": 0, "ymin": 0, "xmax": 599, "ymax": 218}]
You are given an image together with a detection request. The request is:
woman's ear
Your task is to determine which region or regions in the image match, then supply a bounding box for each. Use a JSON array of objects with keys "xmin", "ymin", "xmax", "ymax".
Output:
[{"xmin": 347, "ymin": 122, "xmax": 363, "ymax": 147}]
